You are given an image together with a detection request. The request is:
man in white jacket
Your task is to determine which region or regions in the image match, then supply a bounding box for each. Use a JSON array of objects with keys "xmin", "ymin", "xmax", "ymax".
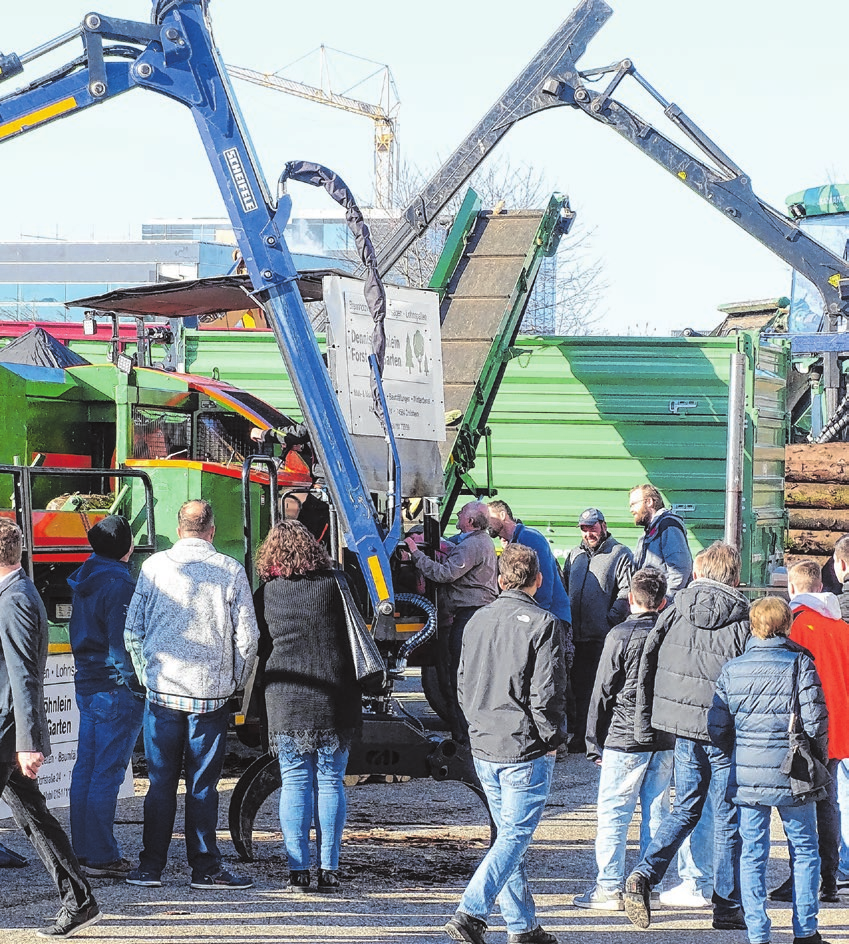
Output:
[{"xmin": 124, "ymin": 499, "xmax": 258, "ymax": 890}]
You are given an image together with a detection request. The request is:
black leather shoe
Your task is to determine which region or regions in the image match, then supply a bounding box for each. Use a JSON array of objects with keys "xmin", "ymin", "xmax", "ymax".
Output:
[
  {"xmin": 768, "ymin": 876, "xmax": 793, "ymax": 902},
  {"xmin": 286, "ymin": 869, "xmax": 310, "ymax": 894},
  {"xmin": 317, "ymin": 869, "xmax": 340, "ymax": 893},
  {"xmin": 712, "ymin": 910, "xmax": 747, "ymax": 931},
  {"xmin": 444, "ymin": 911, "xmax": 487, "ymax": 944},
  {"xmin": 793, "ymin": 934, "xmax": 830, "ymax": 944},
  {"xmin": 820, "ymin": 879, "xmax": 839, "ymax": 903}
]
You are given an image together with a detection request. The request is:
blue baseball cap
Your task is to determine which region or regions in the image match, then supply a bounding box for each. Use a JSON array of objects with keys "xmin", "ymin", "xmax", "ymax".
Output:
[{"xmin": 579, "ymin": 508, "xmax": 605, "ymax": 527}]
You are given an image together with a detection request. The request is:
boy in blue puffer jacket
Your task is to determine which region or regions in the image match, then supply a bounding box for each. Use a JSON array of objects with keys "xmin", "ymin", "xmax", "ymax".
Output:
[{"xmin": 708, "ymin": 596, "xmax": 830, "ymax": 944}]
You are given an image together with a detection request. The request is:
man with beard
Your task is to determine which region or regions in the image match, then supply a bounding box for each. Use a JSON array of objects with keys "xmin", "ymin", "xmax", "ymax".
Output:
[
  {"xmin": 629, "ymin": 484, "xmax": 692, "ymax": 601},
  {"xmin": 486, "ymin": 501, "xmax": 573, "ymax": 667},
  {"xmin": 562, "ymin": 509, "xmax": 633, "ymax": 754}
]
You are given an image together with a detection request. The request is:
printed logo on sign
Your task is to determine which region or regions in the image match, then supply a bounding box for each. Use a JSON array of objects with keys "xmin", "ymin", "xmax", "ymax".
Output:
[{"xmin": 224, "ymin": 148, "xmax": 258, "ymax": 212}]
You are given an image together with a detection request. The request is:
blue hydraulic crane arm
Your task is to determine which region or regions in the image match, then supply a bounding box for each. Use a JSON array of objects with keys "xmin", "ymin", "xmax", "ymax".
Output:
[
  {"xmin": 371, "ymin": 0, "xmax": 849, "ymax": 332},
  {"xmin": 0, "ymin": 1, "xmax": 397, "ymax": 626}
]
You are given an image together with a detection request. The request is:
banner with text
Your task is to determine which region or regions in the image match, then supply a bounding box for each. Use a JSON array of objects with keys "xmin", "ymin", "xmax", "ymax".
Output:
[
  {"xmin": 325, "ymin": 276, "xmax": 445, "ymax": 442},
  {"xmin": 0, "ymin": 653, "xmax": 133, "ymax": 821}
]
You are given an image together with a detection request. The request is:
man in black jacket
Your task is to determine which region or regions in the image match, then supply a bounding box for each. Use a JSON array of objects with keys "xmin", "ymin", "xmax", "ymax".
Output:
[
  {"xmin": 574, "ymin": 568, "xmax": 673, "ymax": 911},
  {"xmin": 0, "ymin": 519, "xmax": 101, "ymax": 938},
  {"xmin": 445, "ymin": 544, "xmax": 567, "ymax": 944},
  {"xmin": 562, "ymin": 508, "xmax": 633, "ymax": 752},
  {"xmin": 624, "ymin": 541, "xmax": 750, "ymax": 931}
]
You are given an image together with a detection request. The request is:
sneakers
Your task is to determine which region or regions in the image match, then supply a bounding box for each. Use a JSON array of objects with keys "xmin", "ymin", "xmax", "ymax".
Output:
[
  {"xmin": 125, "ymin": 869, "xmax": 161, "ymax": 887},
  {"xmin": 658, "ymin": 881, "xmax": 712, "ymax": 908},
  {"xmin": 712, "ymin": 910, "xmax": 747, "ymax": 931},
  {"xmin": 624, "ymin": 871, "xmax": 652, "ymax": 929},
  {"xmin": 836, "ymin": 870, "xmax": 849, "ymax": 889},
  {"xmin": 507, "ymin": 927, "xmax": 557, "ymax": 944},
  {"xmin": 444, "ymin": 910, "xmax": 487, "ymax": 944},
  {"xmin": 794, "ymin": 934, "xmax": 832, "ymax": 944},
  {"xmin": 317, "ymin": 868, "xmax": 340, "ymax": 893},
  {"xmin": 190, "ymin": 868, "xmax": 253, "ymax": 890},
  {"xmin": 286, "ymin": 869, "xmax": 311, "ymax": 893},
  {"xmin": 84, "ymin": 857, "xmax": 134, "ymax": 879},
  {"xmin": 572, "ymin": 885, "xmax": 624, "ymax": 911},
  {"xmin": 36, "ymin": 903, "xmax": 102, "ymax": 938}
]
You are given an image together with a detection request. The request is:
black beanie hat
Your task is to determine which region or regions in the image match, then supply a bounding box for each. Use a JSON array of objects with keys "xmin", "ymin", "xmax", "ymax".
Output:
[{"xmin": 87, "ymin": 515, "xmax": 133, "ymax": 561}]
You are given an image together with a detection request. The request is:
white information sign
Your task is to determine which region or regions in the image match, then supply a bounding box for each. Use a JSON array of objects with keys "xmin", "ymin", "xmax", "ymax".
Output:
[
  {"xmin": 325, "ymin": 277, "xmax": 445, "ymax": 442},
  {"xmin": 0, "ymin": 652, "xmax": 133, "ymax": 821}
]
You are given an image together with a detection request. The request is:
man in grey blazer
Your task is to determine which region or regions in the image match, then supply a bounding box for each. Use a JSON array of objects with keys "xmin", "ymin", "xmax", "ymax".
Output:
[{"xmin": 0, "ymin": 519, "xmax": 101, "ymax": 938}]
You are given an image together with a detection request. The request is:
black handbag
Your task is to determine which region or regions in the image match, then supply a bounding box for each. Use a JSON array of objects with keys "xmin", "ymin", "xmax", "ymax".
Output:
[
  {"xmin": 779, "ymin": 654, "xmax": 831, "ymax": 801},
  {"xmin": 331, "ymin": 570, "xmax": 387, "ymax": 693}
]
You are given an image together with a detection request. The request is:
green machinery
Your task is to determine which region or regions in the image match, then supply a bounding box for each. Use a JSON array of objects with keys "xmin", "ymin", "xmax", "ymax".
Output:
[{"xmin": 0, "ymin": 344, "xmax": 309, "ymax": 647}]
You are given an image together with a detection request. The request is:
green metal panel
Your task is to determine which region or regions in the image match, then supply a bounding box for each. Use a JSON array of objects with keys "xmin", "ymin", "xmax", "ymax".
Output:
[
  {"xmin": 468, "ymin": 332, "xmax": 787, "ymax": 586},
  {"xmin": 182, "ymin": 330, "xmax": 307, "ymax": 419},
  {"xmin": 428, "ymin": 188, "xmax": 482, "ymax": 300}
]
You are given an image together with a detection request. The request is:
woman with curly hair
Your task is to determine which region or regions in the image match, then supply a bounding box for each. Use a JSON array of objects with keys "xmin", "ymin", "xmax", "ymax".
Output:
[{"xmin": 253, "ymin": 520, "xmax": 361, "ymax": 894}]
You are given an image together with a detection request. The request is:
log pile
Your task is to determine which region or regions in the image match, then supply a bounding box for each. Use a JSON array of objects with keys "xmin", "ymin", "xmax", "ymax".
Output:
[{"xmin": 785, "ymin": 443, "xmax": 849, "ymax": 567}]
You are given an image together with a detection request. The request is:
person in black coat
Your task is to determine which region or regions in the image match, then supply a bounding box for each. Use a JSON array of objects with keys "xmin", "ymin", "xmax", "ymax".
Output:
[
  {"xmin": 0, "ymin": 519, "xmax": 101, "ymax": 937},
  {"xmin": 253, "ymin": 520, "xmax": 361, "ymax": 895},
  {"xmin": 574, "ymin": 568, "xmax": 673, "ymax": 911}
]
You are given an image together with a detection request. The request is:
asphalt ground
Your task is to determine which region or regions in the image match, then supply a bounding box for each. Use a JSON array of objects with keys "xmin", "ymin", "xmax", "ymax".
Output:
[{"xmin": 1, "ymin": 680, "xmax": 848, "ymax": 943}]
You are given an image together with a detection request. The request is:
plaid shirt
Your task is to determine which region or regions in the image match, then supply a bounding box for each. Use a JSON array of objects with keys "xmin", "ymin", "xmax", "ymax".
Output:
[{"xmin": 147, "ymin": 691, "xmax": 228, "ymax": 714}]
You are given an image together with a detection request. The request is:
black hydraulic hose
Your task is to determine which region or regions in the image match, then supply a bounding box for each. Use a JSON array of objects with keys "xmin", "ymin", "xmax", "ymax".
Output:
[{"xmin": 394, "ymin": 593, "xmax": 438, "ymax": 671}]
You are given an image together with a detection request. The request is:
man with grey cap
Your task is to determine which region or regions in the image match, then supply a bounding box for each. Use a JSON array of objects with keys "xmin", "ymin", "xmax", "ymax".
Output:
[
  {"xmin": 67, "ymin": 514, "xmax": 144, "ymax": 879},
  {"xmin": 562, "ymin": 508, "xmax": 633, "ymax": 753}
]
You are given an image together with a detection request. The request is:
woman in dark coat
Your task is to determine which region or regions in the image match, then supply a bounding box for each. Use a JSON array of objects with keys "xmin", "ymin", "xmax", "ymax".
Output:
[{"xmin": 254, "ymin": 520, "xmax": 361, "ymax": 894}]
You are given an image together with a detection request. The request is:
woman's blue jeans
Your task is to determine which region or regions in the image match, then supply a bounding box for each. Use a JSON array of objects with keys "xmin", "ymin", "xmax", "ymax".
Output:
[
  {"xmin": 739, "ymin": 801, "xmax": 820, "ymax": 943},
  {"xmin": 277, "ymin": 745, "xmax": 349, "ymax": 871},
  {"xmin": 459, "ymin": 754, "xmax": 554, "ymax": 934},
  {"xmin": 70, "ymin": 685, "xmax": 143, "ymax": 866}
]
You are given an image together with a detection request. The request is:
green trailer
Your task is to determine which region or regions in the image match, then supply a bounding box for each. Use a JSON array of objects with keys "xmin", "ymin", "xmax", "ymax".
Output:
[{"xmin": 469, "ymin": 332, "xmax": 788, "ymax": 587}]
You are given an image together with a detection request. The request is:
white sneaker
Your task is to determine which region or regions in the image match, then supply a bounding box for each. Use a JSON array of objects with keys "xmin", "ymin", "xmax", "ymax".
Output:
[
  {"xmin": 573, "ymin": 885, "xmax": 624, "ymax": 911},
  {"xmin": 658, "ymin": 882, "xmax": 712, "ymax": 908}
]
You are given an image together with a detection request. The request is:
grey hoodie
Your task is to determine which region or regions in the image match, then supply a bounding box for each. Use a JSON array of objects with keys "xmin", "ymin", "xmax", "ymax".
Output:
[{"xmin": 125, "ymin": 538, "xmax": 258, "ymax": 703}]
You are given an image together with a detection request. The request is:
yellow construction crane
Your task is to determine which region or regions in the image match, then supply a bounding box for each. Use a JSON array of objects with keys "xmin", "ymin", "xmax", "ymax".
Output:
[{"xmin": 227, "ymin": 46, "xmax": 400, "ymax": 209}]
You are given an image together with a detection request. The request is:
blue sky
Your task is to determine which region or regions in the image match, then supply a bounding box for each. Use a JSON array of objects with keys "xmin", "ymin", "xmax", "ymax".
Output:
[{"xmin": 3, "ymin": 0, "xmax": 849, "ymax": 334}]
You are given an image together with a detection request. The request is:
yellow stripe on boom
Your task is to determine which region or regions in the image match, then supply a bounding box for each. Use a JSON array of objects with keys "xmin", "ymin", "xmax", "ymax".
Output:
[
  {"xmin": 367, "ymin": 554, "xmax": 389, "ymax": 602},
  {"xmin": 0, "ymin": 97, "xmax": 78, "ymax": 140}
]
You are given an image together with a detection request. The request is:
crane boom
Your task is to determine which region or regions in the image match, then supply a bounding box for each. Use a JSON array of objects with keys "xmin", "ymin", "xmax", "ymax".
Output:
[
  {"xmin": 227, "ymin": 55, "xmax": 398, "ymax": 209},
  {"xmin": 371, "ymin": 0, "xmax": 849, "ymax": 331}
]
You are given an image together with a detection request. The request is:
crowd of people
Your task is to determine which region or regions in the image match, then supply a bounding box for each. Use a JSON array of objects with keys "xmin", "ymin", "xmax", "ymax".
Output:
[{"xmin": 0, "ymin": 485, "xmax": 848, "ymax": 944}]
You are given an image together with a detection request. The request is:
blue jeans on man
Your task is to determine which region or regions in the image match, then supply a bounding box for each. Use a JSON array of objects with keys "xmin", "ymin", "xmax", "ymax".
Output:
[
  {"xmin": 71, "ymin": 685, "xmax": 143, "ymax": 866},
  {"xmin": 139, "ymin": 701, "xmax": 228, "ymax": 879},
  {"xmin": 458, "ymin": 754, "xmax": 554, "ymax": 934},
  {"xmin": 276, "ymin": 744, "xmax": 349, "ymax": 871},
  {"xmin": 595, "ymin": 749, "xmax": 672, "ymax": 891},
  {"xmin": 740, "ymin": 801, "xmax": 820, "ymax": 943},
  {"xmin": 635, "ymin": 737, "xmax": 741, "ymax": 917},
  {"xmin": 838, "ymin": 760, "xmax": 849, "ymax": 878}
]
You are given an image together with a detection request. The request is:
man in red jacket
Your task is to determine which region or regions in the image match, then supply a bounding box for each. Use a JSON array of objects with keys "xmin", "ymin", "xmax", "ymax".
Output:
[{"xmin": 777, "ymin": 559, "xmax": 849, "ymax": 903}]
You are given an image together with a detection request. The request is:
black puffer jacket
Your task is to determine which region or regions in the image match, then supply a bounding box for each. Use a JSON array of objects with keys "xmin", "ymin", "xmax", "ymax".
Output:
[
  {"xmin": 585, "ymin": 611, "xmax": 674, "ymax": 762},
  {"xmin": 708, "ymin": 636, "xmax": 828, "ymax": 806},
  {"xmin": 636, "ymin": 578, "xmax": 750, "ymax": 742}
]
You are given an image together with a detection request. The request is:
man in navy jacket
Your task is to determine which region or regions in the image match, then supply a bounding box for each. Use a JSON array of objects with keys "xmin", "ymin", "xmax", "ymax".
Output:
[{"xmin": 68, "ymin": 515, "xmax": 144, "ymax": 878}]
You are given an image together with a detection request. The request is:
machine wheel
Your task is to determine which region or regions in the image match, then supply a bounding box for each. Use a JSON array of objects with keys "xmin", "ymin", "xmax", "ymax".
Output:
[{"xmin": 421, "ymin": 665, "xmax": 452, "ymax": 725}]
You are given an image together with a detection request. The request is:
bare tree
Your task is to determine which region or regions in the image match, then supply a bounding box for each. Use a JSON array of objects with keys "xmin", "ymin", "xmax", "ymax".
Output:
[{"xmin": 365, "ymin": 156, "xmax": 608, "ymax": 335}]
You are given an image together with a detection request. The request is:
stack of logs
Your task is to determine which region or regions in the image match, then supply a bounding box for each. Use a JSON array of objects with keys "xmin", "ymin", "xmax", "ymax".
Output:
[{"xmin": 786, "ymin": 443, "xmax": 849, "ymax": 569}]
